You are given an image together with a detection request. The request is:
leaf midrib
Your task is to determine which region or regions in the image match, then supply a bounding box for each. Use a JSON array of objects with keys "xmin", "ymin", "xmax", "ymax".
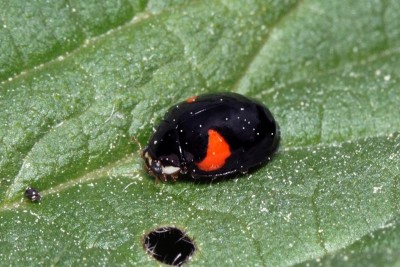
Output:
[{"xmin": 2, "ymin": 132, "xmax": 396, "ymax": 211}]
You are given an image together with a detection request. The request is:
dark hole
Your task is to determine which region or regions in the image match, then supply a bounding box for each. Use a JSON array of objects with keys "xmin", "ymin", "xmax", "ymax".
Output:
[{"xmin": 143, "ymin": 227, "xmax": 195, "ymax": 266}]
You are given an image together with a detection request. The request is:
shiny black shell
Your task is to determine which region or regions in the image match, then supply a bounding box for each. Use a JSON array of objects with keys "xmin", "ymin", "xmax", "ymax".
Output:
[{"xmin": 144, "ymin": 92, "xmax": 279, "ymax": 179}]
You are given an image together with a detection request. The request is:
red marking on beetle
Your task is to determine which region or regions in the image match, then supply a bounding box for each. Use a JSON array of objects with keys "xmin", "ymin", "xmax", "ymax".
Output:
[
  {"xmin": 196, "ymin": 129, "xmax": 231, "ymax": 171},
  {"xmin": 186, "ymin": 96, "xmax": 197, "ymax": 103}
]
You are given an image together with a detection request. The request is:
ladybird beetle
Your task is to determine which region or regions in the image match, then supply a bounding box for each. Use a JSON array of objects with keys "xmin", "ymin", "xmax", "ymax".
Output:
[
  {"xmin": 25, "ymin": 187, "xmax": 41, "ymax": 202},
  {"xmin": 143, "ymin": 92, "xmax": 279, "ymax": 181}
]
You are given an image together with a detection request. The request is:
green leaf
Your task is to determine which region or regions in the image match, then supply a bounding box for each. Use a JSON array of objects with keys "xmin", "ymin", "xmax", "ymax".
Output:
[{"xmin": 1, "ymin": 0, "xmax": 399, "ymax": 266}]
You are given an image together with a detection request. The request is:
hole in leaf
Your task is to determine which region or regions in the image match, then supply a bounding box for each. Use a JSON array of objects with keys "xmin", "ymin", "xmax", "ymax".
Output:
[{"xmin": 143, "ymin": 226, "xmax": 195, "ymax": 266}]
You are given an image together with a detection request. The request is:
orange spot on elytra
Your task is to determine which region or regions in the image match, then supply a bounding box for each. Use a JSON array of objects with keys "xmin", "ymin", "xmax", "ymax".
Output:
[
  {"xmin": 186, "ymin": 96, "xmax": 197, "ymax": 103},
  {"xmin": 196, "ymin": 129, "xmax": 231, "ymax": 171}
]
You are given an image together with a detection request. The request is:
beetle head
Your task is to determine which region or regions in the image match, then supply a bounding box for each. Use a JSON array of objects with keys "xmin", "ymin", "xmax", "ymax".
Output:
[{"xmin": 143, "ymin": 149, "xmax": 182, "ymax": 181}]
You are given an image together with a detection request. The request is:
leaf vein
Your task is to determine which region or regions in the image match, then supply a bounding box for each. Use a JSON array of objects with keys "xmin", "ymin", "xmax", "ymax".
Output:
[{"xmin": 231, "ymin": 0, "xmax": 304, "ymax": 92}]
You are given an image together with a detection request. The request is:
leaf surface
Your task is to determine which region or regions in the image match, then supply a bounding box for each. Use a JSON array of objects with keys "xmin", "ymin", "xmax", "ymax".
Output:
[{"xmin": 0, "ymin": 0, "xmax": 399, "ymax": 266}]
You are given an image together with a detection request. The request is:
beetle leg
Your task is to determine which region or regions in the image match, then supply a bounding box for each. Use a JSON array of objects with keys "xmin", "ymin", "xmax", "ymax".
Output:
[
  {"xmin": 239, "ymin": 166, "xmax": 249, "ymax": 175},
  {"xmin": 171, "ymin": 173, "xmax": 179, "ymax": 182}
]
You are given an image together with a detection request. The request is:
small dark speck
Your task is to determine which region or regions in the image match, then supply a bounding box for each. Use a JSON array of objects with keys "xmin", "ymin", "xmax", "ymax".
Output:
[{"xmin": 25, "ymin": 187, "xmax": 41, "ymax": 202}]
